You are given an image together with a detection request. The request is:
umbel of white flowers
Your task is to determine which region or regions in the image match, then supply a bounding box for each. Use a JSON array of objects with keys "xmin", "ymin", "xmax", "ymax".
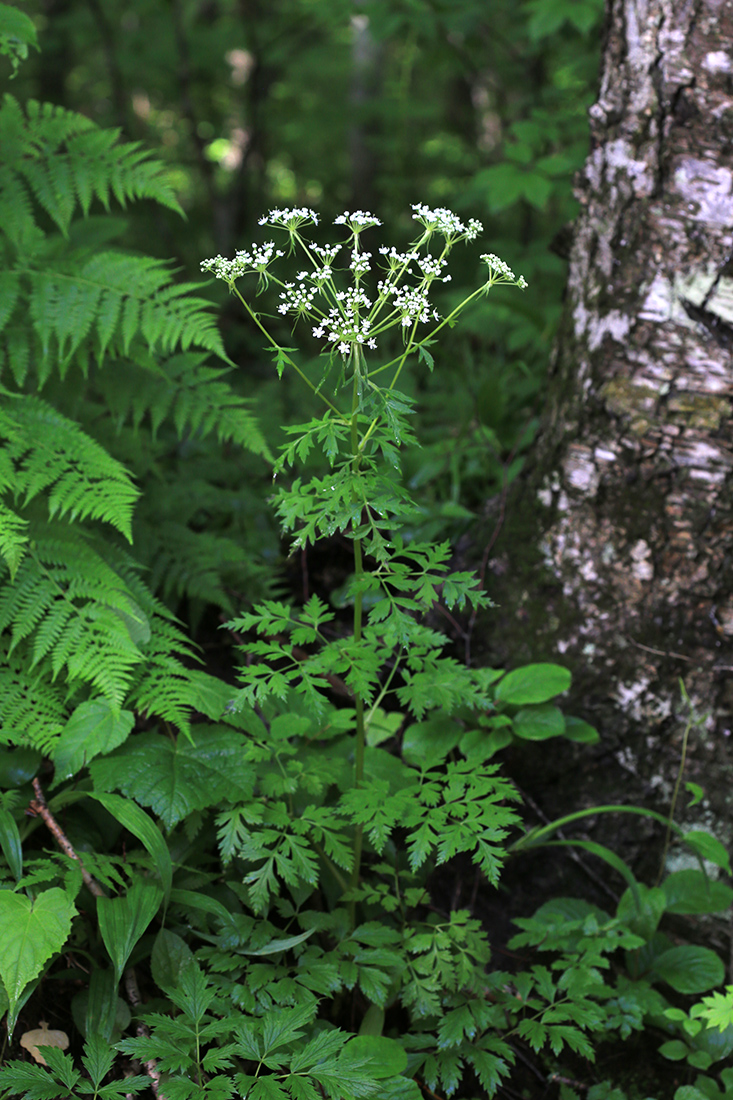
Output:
[{"xmin": 201, "ymin": 204, "xmax": 527, "ymax": 359}]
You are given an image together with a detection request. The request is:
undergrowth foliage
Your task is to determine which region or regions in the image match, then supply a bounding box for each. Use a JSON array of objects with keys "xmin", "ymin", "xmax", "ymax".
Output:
[{"xmin": 2, "ymin": 8, "xmax": 733, "ymax": 1100}]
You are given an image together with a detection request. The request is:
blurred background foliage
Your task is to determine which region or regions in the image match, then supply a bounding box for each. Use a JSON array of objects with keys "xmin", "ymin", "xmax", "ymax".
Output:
[{"xmin": 12, "ymin": 0, "xmax": 604, "ymax": 626}]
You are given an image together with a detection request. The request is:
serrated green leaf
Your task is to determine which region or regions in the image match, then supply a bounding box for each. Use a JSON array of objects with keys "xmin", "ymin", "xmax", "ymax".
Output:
[
  {"xmin": 652, "ymin": 945, "xmax": 724, "ymax": 994},
  {"xmin": 52, "ymin": 700, "xmax": 134, "ymax": 781},
  {"xmin": 0, "ymin": 887, "xmax": 75, "ymax": 1036},
  {"xmin": 90, "ymin": 726, "xmax": 255, "ymax": 830}
]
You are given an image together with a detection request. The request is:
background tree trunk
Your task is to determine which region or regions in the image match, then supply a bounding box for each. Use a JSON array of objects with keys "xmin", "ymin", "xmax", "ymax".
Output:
[{"xmin": 487, "ymin": 0, "xmax": 733, "ymax": 838}]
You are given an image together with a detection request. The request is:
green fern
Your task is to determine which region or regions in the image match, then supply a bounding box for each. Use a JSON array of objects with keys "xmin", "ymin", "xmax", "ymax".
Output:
[
  {"xmin": 6, "ymin": 251, "xmax": 228, "ymax": 380},
  {"xmin": 93, "ymin": 352, "xmax": 271, "ymax": 458},
  {"xmin": 0, "ymin": 393, "xmax": 139, "ymax": 572},
  {"xmin": 0, "ymin": 40, "xmax": 272, "ymax": 753},
  {"xmin": 0, "ymin": 526, "xmax": 148, "ymax": 710},
  {"xmin": 0, "ymin": 94, "xmax": 183, "ymax": 248},
  {"xmin": 0, "ymin": 638, "xmax": 68, "ymax": 752}
]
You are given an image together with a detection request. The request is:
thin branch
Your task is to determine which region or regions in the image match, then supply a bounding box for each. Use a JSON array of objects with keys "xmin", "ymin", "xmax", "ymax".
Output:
[
  {"xmin": 30, "ymin": 778, "xmax": 103, "ymax": 899},
  {"xmin": 125, "ymin": 970, "xmax": 167, "ymax": 1100},
  {"xmin": 29, "ymin": 779, "xmax": 167, "ymax": 1100}
]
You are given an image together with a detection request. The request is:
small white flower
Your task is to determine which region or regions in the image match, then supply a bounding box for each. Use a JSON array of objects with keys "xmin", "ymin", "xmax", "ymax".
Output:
[
  {"xmin": 278, "ymin": 282, "xmax": 318, "ymax": 317},
  {"xmin": 411, "ymin": 204, "xmax": 483, "ymax": 242},
  {"xmin": 334, "ymin": 210, "xmax": 382, "ymax": 231},
  {"xmin": 200, "ymin": 241, "xmax": 283, "ymax": 282},
  {"xmin": 338, "ymin": 342, "xmax": 351, "ymax": 356},
  {"xmin": 259, "ymin": 207, "xmax": 319, "ymax": 229},
  {"xmin": 481, "ymin": 252, "xmax": 528, "ymax": 287},
  {"xmin": 350, "ymin": 249, "xmax": 372, "ymax": 276}
]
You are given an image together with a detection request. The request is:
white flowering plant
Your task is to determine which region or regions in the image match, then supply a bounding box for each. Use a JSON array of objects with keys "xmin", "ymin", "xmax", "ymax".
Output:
[{"xmin": 194, "ymin": 208, "xmax": 618, "ymax": 1097}]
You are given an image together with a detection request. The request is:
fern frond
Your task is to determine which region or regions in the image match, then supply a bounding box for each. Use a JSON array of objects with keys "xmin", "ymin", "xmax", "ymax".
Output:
[
  {"xmin": 126, "ymin": 616, "xmax": 204, "ymax": 737},
  {"xmin": 0, "ymin": 500, "xmax": 27, "ymax": 578},
  {"xmin": 0, "ymin": 321, "xmax": 30, "ymax": 385},
  {"xmin": 21, "ymin": 252, "xmax": 228, "ymax": 371},
  {"xmin": 0, "ymin": 639, "xmax": 68, "ymax": 752},
  {"xmin": 96, "ymin": 352, "xmax": 271, "ymax": 458},
  {"xmin": 0, "ymin": 94, "xmax": 183, "ymax": 241},
  {"xmin": 0, "ymin": 394, "xmax": 139, "ymax": 556},
  {"xmin": 0, "ymin": 527, "xmax": 146, "ymax": 708}
]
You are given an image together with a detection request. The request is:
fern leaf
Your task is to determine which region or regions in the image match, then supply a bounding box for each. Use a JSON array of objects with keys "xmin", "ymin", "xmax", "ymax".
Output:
[
  {"xmin": 0, "ymin": 528, "xmax": 146, "ymax": 709},
  {"xmin": 0, "ymin": 395, "xmax": 139, "ymax": 543},
  {"xmin": 0, "ymin": 94, "xmax": 183, "ymax": 239},
  {"xmin": 0, "ymin": 500, "xmax": 27, "ymax": 577},
  {"xmin": 0, "ymin": 639, "xmax": 69, "ymax": 752},
  {"xmin": 0, "ymin": 270, "xmax": 20, "ymax": 335},
  {"xmin": 1, "ymin": 323, "xmax": 30, "ymax": 385},
  {"xmin": 23, "ymin": 253, "xmax": 228, "ymax": 366},
  {"xmin": 126, "ymin": 617, "xmax": 205, "ymax": 737}
]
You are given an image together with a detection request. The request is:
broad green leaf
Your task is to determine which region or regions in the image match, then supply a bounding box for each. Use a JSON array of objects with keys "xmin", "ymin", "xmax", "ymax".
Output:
[
  {"xmin": 168, "ymin": 887, "xmax": 232, "ymax": 924},
  {"xmin": 0, "ymin": 887, "xmax": 75, "ymax": 1036},
  {"xmin": 494, "ymin": 663, "xmax": 571, "ymax": 705},
  {"xmin": 359, "ymin": 1004, "xmax": 384, "ymax": 1037},
  {"xmin": 674, "ymin": 1088, "xmax": 714, "ymax": 1100},
  {"xmin": 617, "ymin": 884, "xmax": 667, "ymax": 940},
  {"xmin": 346, "ymin": 1034, "xmax": 407, "ymax": 1078},
  {"xmin": 71, "ymin": 965, "xmax": 128, "ymax": 1041},
  {"xmin": 365, "ymin": 708, "xmax": 403, "ymax": 748},
  {"xmin": 512, "ymin": 704, "xmax": 565, "ymax": 741},
  {"xmin": 683, "ymin": 831, "xmax": 732, "ymax": 874},
  {"xmin": 402, "ymin": 716, "xmax": 462, "ymax": 767},
  {"xmin": 90, "ymin": 726, "xmax": 254, "ymax": 830},
  {"xmin": 564, "ymin": 715, "xmax": 600, "ymax": 743},
  {"xmin": 0, "ymin": 747, "xmax": 41, "ymax": 788},
  {"xmin": 0, "ymin": 806, "xmax": 22, "ymax": 881},
  {"xmin": 686, "ymin": 782, "xmax": 705, "ymax": 807},
  {"xmin": 151, "ymin": 929, "xmax": 194, "ymax": 991},
  {"xmin": 652, "ymin": 945, "xmax": 724, "ymax": 994},
  {"xmin": 662, "ymin": 870, "xmax": 733, "ymax": 915},
  {"xmin": 52, "ymin": 700, "xmax": 135, "ymax": 780},
  {"xmin": 242, "ymin": 928, "xmax": 315, "ymax": 955},
  {"xmin": 97, "ymin": 879, "xmax": 163, "ymax": 984},
  {"xmin": 658, "ymin": 1039, "xmax": 689, "ymax": 1061},
  {"xmin": 89, "ymin": 792, "xmax": 172, "ymax": 899}
]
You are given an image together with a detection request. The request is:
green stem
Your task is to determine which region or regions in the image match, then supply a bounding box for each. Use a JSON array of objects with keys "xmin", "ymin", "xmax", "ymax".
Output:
[
  {"xmin": 348, "ymin": 359, "xmax": 366, "ymax": 926},
  {"xmin": 655, "ymin": 685, "xmax": 694, "ymax": 886},
  {"xmin": 234, "ymin": 286, "xmax": 344, "ymax": 417}
]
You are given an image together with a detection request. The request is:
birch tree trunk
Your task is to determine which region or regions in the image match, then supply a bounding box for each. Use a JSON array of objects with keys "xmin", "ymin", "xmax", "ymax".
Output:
[{"xmin": 491, "ymin": 0, "xmax": 733, "ymax": 830}]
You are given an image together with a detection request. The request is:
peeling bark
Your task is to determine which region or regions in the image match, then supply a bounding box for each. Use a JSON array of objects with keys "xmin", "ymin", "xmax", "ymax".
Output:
[{"xmin": 489, "ymin": 0, "xmax": 733, "ymax": 835}]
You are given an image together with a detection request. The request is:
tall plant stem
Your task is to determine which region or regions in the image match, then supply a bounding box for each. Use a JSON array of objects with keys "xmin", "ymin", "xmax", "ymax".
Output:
[
  {"xmin": 655, "ymin": 680, "xmax": 696, "ymax": 887},
  {"xmin": 349, "ymin": 364, "xmax": 366, "ymax": 925}
]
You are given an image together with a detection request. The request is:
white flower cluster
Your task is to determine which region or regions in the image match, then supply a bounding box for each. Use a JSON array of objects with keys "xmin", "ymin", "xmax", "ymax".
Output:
[
  {"xmin": 416, "ymin": 254, "xmax": 451, "ymax": 281},
  {"xmin": 312, "ymin": 287, "xmax": 376, "ymax": 356},
  {"xmin": 200, "ymin": 242, "xmax": 284, "ymax": 282},
  {"xmin": 379, "ymin": 246, "xmax": 419, "ymax": 270},
  {"xmin": 278, "ymin": 281, "xmax": 318, "ymax": 316},
  {"xmin": 258, "ymin": 207, "xmax": 319, "ymax": 229},
  {"xmin": 334, "ymin": 210, "xmax": 382, "ymax": 232},
  {"xmin": 310, "ymin": 242, "xmax": 342, "ymax": 263},
  {"xmin": 387, "ymin": 283, "xmax": 436, "ymax": 327},
  {"xmin": 481, "ymin": 253, "xmax": 528, "ymax": 289},
  {"xmin": 350, "ymin": 249, "xmax": 372, "ymax": 277},
  {"xmin": 411, "ymin": 203, "xmax": 482, "ymax": 241}
]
